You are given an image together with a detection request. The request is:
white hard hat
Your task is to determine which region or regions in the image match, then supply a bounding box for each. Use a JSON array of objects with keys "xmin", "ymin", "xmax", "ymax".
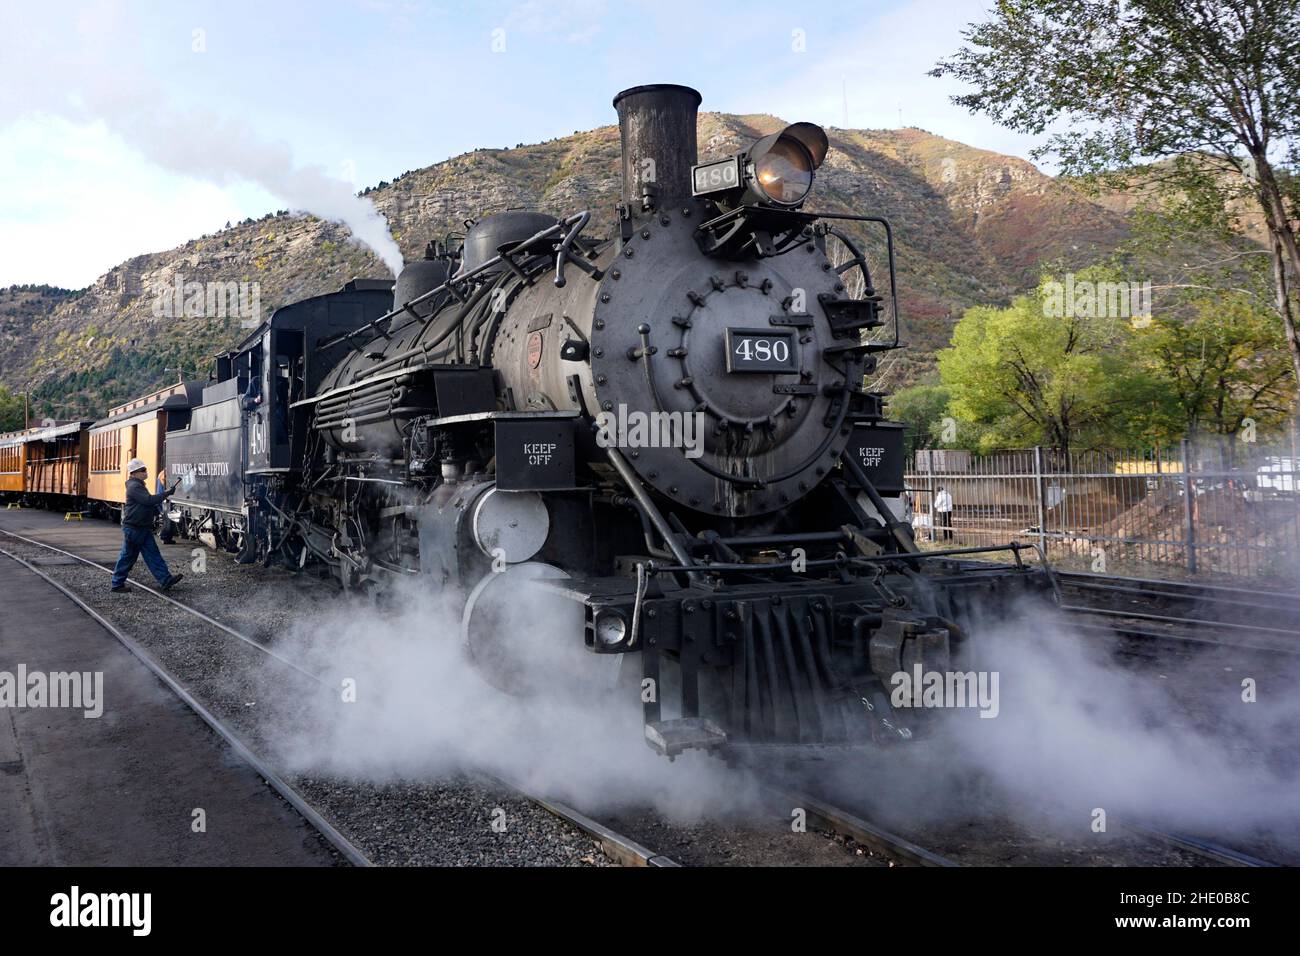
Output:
[{"xmin": 126, "ymin": 458, "xmax": 147, "ymax": 473}]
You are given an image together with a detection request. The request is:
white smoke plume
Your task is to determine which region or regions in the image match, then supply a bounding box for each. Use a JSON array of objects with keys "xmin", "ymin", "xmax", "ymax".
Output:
[
  {"xmin": 1, "ymin": 5, "xmax": 404, "ymax": 277},
  {"xmin": 961, "ymin": 606, "xmax": 1296, "ymax": 825},
  {"xmin": 93, "ymin": 96, "xmax": 405, "ymax": 277}
]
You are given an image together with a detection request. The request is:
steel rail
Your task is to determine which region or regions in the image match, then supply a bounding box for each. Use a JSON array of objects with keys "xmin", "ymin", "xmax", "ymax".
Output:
[
  {"xmin": 1056, "ymin": 570, "xmax": 1300, "ymax": 607},
  {"xmin": 1126, "ymin": 823, "xmax": 1276, "ymax": 867},
  {"xmin": 1060, "ymin": 583, "xmax": 1300, "ymax": 621},
  {"xmin": 1059, "ymin": 602, "xmax": 1300, "ymax": 637},
  {"xmin": 1064, "ymin": 617, "xmax": 1300, "ymax": 655},
  {"xmin": 768, "ymin": 787, "xmax": 957, "ymax": 867},
  {"xmin": 1, "ymin": 524, "xmax": 669, "ymax": 869},
  {"xmin": 1055, "ymin": 570, "xmax": 1300, "ymax": 653},
  {"xmin": 481, "ymin": 773, "xmax": 678, "ymax": 868},
  {"xmin": 775, "ymin": 780, "xmax": 1272, "ymax": 867},
  {"xmin": 0, "ymin": 545, "xmax": 373, "ymax": 867},
  {"xmin": 0, "ymin": 527, "xmax": 325, "ymax": 682}
]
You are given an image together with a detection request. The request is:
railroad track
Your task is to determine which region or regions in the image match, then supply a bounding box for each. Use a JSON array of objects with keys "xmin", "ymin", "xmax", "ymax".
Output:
[
  {"xmin": 482, "ymin": 773, "xmax": 678, "ymax": 867},
  {"xmin": 0, "ymin": 541, "xmax": 372, "ymax": 866},
  {"xmin": 0, "ymin": 526, "xmax": 670, "ymax": 868},
  {"xmin": 3, "ymin": 524, "xmax": 1283, "ymax": 868},
  {"xmin": 769, "ymin": 787, "xmax": 957, "ymax": 866},
  {"xmin": 1052, "ymin": 571, "xmax": 1291, "ymax": 864},
  {"xmin": 1056, "ymin": 570, "xmax": 1300, "ymax": 654},
  {"xmin": 2, "ymin": 522, "xmax": 938, "ymax": 869},
  {"xmin": 1125, "ymin": 823, "xmax": 1278, "ymax": 867},
  {"xmin": 770, "ymin": 778, "xmax": 1276, "ymax": 867},
  {"xmin": 0, "ymin": 530, "xmax": 1006, "ymax": 869}
]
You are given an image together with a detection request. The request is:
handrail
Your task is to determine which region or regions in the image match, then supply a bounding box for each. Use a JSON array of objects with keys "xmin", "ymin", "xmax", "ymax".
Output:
[
  {"xmin": 693, "ymin": 206, "xmax": 903, "ymax": 351},
  {"xmin": 315, "ymin": 212, "xmax": 593, "ymax": 353},
  {"xmin": 642, "ymin": 541, "xmax": 1037, "ymax": 577}
]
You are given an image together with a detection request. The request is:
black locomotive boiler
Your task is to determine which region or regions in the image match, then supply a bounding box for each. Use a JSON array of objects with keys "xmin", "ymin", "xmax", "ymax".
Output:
[{"xmin": 172, "ymin": 84, "xmax": 1052, "ymax": 757}]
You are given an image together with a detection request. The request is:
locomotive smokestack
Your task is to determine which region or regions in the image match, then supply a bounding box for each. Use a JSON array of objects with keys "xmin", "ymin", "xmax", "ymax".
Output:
[{"xmin": 613, "ymin": 84, "xmax": 702, "ymax": 210}]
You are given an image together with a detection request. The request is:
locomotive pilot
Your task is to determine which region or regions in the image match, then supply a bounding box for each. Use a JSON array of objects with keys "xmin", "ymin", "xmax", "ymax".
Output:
[{"xmin": 110, "ymin": 458, "xmax": 183, "ymax": 593}]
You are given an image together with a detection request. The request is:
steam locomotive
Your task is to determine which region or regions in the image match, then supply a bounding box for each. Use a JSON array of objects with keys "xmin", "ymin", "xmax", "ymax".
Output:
[{"xmin": 157, "ymin": 85, "xmax": 1052, "ymax": 756}]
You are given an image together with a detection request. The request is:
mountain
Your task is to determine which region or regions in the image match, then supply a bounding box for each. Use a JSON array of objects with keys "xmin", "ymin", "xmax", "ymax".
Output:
[
  {"xmin": 0, "ymin": 284, "xmax": 82, "ymax": 383},
  {"xmin": 2, "ymin": 113, "xmax": 1137, "ymax": 419}
]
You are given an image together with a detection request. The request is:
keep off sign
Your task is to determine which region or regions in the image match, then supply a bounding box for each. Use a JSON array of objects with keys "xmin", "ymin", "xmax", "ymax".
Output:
[{"xmin": 845, "ymin": 422, "xmax": 905, "ymax": 495}]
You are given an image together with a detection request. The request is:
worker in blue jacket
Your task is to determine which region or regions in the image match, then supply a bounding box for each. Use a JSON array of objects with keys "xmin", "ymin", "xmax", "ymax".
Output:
[{"xmin": 111, "ymin": 459, "xmax": 183, "ymax": 593}]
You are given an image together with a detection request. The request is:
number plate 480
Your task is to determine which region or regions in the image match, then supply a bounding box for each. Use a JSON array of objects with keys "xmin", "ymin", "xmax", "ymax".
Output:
[{"xmin": 724, "ymin": 328, "xmax": 798, "ymax": 374}]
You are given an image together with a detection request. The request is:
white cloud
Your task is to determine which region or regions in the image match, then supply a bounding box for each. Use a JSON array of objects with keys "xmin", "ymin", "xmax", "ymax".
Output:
[
  {"xmin": 566, "ymin": 23, "xmax": 601, "ymax": 44},
  {"xmin": 746, "ymin": 0, "xmax": 1060, "ymax": 172},
  {"xmin": 503, "ymin": 0, "xmax": 606, "ymax": 36},
  {"xmin": 0, "ymin": 115, "xmax": 266, "ymax": 288},
  {"xmin": 0, "ymin": 4, "xmax": 405, "ymax": 284}
]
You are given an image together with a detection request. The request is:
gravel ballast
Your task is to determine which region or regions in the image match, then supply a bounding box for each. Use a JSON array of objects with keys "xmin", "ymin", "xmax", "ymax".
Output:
[{"xmin": 3, "ymin": 513, "xmax": 1293, "ymax": 867}]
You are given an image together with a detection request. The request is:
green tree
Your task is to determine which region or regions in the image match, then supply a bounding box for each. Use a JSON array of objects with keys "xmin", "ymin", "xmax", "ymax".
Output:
[
  {"xmin": 1133, "ymin": 292, "xmax": 1294, "ymax": 445},
  {"xmin": 937, "ymin": 273, "xmax": 1156, "ymax": 455},
  {"xmin": 889, "ymin": 382, "xmax": 956, "ymax": 456},
  {"xmin": 0, "ymin": 386, "xmax": 25, "ymax": 431},
  {"xmin": 933, "ymin": 0, "xmax": 1300, "ymax": 392},
  {"xmin": 1116, "ymin": 197, "xmax": 1298, "ymax": 443}
]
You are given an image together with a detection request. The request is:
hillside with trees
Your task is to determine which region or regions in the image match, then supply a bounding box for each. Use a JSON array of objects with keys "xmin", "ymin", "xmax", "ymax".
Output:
[{"xmin": 0, "ymin": 114, "xmax": 1136, "ymax": 419}]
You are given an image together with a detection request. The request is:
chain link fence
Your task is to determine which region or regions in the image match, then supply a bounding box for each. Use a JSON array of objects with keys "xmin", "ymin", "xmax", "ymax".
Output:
[{"xmin": 905, "ymin": 436, "xmax": 1300, "ymax": 586}]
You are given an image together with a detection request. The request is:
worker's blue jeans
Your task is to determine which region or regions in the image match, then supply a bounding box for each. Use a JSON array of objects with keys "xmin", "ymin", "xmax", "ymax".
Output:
[{"xmin": 111, "ymin": 525, "xmax": 172, "ymax": 588}]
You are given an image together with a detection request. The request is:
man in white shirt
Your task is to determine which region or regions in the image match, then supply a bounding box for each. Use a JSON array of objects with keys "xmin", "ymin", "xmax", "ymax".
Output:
[{"xmin": 934, "ymin": 486, "xmax": 954, "ymax": 542}]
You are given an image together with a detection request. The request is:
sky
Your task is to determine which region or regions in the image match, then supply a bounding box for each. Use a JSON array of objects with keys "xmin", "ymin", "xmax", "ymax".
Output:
[{"xmin": 0, "ymin": 0, "xmax": 1052, "ymax": 289}]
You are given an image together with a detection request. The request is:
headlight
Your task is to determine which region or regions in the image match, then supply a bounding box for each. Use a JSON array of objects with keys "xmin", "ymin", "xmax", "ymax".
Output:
[
  {"xmin": 691, "ymin": 122, "xmax": 829, "ymax": 212},
  {"xmin": 753, "ymin": 137, "xmax": 815, "ymax": 206},
  {"xmin": 593, "ymin": 609, "xmax": 628, "ymax": 647}
]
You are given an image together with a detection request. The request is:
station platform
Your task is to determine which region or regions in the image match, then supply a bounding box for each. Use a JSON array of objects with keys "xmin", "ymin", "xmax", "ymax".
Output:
[
  {"xmin": 0, "ymin": 555, "xmax": 337, "ymax": 865},
  {"xmin": 0, "ymin": 507, "xmax": 158, "ymax": 568}
]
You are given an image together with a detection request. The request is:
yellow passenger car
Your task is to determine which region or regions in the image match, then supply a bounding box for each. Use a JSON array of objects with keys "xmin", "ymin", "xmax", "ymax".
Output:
[
  {"xmin": 0, "ymin": 422, "xmax": 92, "ymax": 504},
  {"xmin": 0, "ymin": 433, "xmax": 26, "ymax": 497},
  {"xmin": 87, "ymin": 382, "xmax": 201, "ymax": 517}
]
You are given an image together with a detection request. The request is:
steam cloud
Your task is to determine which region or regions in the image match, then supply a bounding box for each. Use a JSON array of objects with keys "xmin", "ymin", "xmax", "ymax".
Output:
[
  {"xmin": 99, "ymin": 97, "xmax": 405, "ymax": 277},
  {"xmin": 1, "ymin": 7, "xmax": 404, "ymax": 277},
  {"xmin": 248, "ymin": 575, "xmax": 1300, "ymax": 849},
  {"xmin": 819, "ymin": 592, "xmax": 1300, "ymax": 846},
  {"xmin": 249, "ymin": 570, "xmax": 744, "ymax": 819}
]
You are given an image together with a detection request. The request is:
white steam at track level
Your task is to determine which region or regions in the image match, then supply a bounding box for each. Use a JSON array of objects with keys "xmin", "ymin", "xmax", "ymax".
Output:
[
  {"xmin": 244, "ymin": 573, "xmax": 746, "ymax": 819},
  {"xmin": 243, "ymin": 576, "xmax": 1300, "ymax": 844},
  {"xmin": 814, "ymin": 593, "xmax": 1300, "ymax": 846}
]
